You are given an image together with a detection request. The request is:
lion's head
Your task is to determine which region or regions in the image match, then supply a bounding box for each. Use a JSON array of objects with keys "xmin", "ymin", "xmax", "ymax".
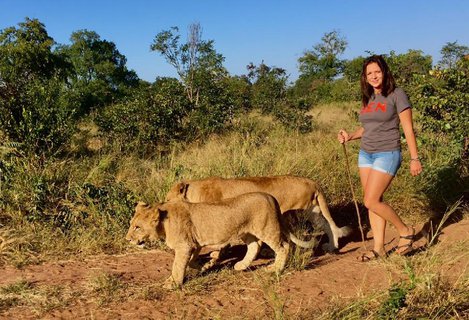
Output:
[
  {"xmin": 165, "ymin": 182, "xmax": 188, "ymax": 202},
  {"xmin": 126, "ymin": 202, "xmax": 167, "ymax": 245}
]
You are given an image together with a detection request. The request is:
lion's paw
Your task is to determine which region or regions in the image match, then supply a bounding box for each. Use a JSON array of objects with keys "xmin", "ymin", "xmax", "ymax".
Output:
[
  {"xmin": 234, "ymin": 261, "xmax": 249, "ymax": 271},
  {"xmin": 264, "ymin": 264, "xmax": 278, "ymax": 273},
  {"xmin": 163, "ymin": 277, "xmax": 179, "ymax": 290}
]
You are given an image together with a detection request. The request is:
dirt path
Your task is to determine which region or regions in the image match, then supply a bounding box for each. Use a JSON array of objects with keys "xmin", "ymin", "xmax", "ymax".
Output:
[{"xmin": 1, "ymin": 219, "xmax": 467, "ymax": 319}]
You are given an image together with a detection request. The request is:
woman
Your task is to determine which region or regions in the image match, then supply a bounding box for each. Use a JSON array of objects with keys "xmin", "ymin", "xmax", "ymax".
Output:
[{"xmin": 338, "ymin": 55, "xmax": 422, "ymax": 261}]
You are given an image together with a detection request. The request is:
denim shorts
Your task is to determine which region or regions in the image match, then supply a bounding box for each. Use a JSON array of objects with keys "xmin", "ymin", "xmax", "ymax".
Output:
[{"xmin": 358, "ymin": 149, "xmax": 402, "ymax": 176}]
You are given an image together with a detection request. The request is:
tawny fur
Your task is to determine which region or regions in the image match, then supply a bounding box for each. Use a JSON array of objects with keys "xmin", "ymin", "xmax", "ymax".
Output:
[
  {"xmin": 126, "ymin": 192, "xmax": 315, "ymax": 288},
  {"xmin": 165, "ymin": 175, "xmax": 351, "ymax": 252}
]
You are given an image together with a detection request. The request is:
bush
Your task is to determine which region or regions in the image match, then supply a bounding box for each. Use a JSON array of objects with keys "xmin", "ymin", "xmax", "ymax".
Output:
[
  {"xmin": 409, "ymin": 59, "xmax": 469, "ymax": 209},
  {"xmin": 0, "ymin": 149, "xmax": 136, "ymax": 232},
  {"xmin": 410, "ymin": 60, "xmax": 468, "ymax": 146},
  {"xmin": 95, "ymin": 78, "xmax": 189, "ymax": 151},
  {"xmin": 271, "ymin": 104, "xmax": 313, "ymax": 133},
  {"xmin": 0, "ymin": 77, "xmax": 78, "ymax": 155}
]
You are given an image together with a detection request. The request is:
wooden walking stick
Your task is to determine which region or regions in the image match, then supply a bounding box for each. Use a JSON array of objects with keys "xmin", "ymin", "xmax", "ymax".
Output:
[{"xmin": 341, "ymin": 143, "xmax": 367, "ymax": 249}]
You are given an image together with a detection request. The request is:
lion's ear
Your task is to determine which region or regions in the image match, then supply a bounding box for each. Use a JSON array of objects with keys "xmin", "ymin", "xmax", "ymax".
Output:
[
  {"xmin": 136, "ymin": 201, "xmax": 148, "ymax": 212},
  {"xmin": 178, "ymin": 182, "xmax": 189, "ymax": 198}
]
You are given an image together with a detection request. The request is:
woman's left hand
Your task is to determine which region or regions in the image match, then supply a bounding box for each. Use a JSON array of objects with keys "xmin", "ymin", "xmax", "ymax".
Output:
[{"xmin": 410, "ymin": 159, "xmax": 422, "ymax": 176}]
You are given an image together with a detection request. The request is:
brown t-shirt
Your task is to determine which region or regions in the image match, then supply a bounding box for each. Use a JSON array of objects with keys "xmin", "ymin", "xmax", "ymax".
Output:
[{"xmin": 359, "ymin": 88, "xmax": 410, "ymax": 153}]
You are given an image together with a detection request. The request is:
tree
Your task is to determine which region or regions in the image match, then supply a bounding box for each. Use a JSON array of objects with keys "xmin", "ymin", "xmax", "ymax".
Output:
[
  {"xmin": 439, "ymin": 41, "xmax": 469, "ymax": 69},
  {"xmin": 297, "ymin": 30, "xmax": 348, "ymax": 81},
  {"xmin": 247, "ymin": 62, "xmax": 288, "ymax": 113},
  {"xmin": 150, "ymin": 23, "xmax": 225, "ymax": 106},
  {"xmin": 343, "ymin": 56, "xmax": 365, "ymax": 82},
  {"xmin": 386, "ymin": 50, "xmax": 433, "ymax": 88},
  {"xmin": 0, "ymin": 18, "xmax": 62, "ymax": 82},
  {"xmin": 151, "ymin": 23, "xmax": 243, "ymax": 137},
  {"xmin": 57, "ymin": 30, "xmax": 139, "ymax": 116},
  {"xmin": 0, "ymin": 18, "xmax": 76, "ymax": 154},
  {"xmin": 247, "ymin": 62, "xmax": 313, "ymax": 132},
  {"xmin": 293, "ymin": 30, "xmax": 348, "ymax": 103}
]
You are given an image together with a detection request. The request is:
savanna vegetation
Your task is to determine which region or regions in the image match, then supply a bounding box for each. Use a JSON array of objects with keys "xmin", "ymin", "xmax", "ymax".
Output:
[{"xmin": 0, "ymin": 18, "xmax": 468, "ymax": 318}]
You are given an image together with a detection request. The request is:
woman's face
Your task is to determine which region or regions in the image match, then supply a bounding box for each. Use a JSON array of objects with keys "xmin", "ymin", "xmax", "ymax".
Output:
[{"xmin": 365, "ymin": 62, "xmax": 383, "ymax": 92}]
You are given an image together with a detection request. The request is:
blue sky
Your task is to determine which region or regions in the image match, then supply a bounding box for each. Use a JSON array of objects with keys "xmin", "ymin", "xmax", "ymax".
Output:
[{"xmin": 1, "ymin": 0, "xmax": 468, "ymax": 83}]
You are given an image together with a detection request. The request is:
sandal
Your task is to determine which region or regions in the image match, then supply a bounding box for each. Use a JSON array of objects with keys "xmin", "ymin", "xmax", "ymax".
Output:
[
  {"xmin": 357, "ymin": 249, "xmax": 386, "ymax": 262},
  {"xmin": 395, "ymin": 227, "xmax": 415, "ymax": 256}
]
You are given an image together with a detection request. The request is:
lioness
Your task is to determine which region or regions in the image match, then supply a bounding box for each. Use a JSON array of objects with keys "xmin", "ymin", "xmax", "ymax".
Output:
[
  {"xmin": 126, "ymin": 192, "xmax": 315, "ymax": 288},
  {"xmin": 165, "ymin": 175, "xmax": 351, "ymax": 252}
]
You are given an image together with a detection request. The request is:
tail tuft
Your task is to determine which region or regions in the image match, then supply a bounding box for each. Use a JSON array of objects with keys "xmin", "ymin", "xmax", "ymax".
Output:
[
  {"xmin": 338, "ymin": 225, "xmax": 353, "ymax": 238},
  {"xmin": 289, "ymin": 233, "xmax": 316, "ymax": 249}
]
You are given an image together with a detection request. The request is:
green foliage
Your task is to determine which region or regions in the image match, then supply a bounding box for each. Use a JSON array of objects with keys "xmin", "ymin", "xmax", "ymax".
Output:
[
  {"xmin": 294, "ymin": 30, "xmax": 348, "ymax": 103},
  {"xmin": 187, "ymin": 71, "xmax": 245, "ymax": 138},
  {"xmin": 151, "ymin": 23, "xmax": 226, "ymax": 106},
  {"xmin": 57, "ymin": 29, "xmax": 139, "ymax": 117},
  {"xmin": 298, "ymin": 30, "xmax": 347, "ymax": 82},
  {"xmin": 378, "ymin": 284, "xmax": 409, "ymax": 319},
  {"xmin": 222, "ymin": 75, "xmax": 251, "ymax": 111},
  {"xmin": 96, "ymin": 73, "xmax": 249, "ymax": 150},
  {"xmin": 0, "ymin": 18, "xmax": 63, "ymax": 81},
  {"xmin": 0, "ymin": 77, "xmax": 78, "ymax": 154},
  {"xmin": 247, "ymin": 62, "xmax": 288, "ymax": 113},
  {"xmin": 411, "ymin": 60, "xmax": 468, "ymax": 144},
  {"xmin": 438, "ymin": 41, "xmax": 469, "ymax": 69},
  {"xmin": 248, "ymin": 62, "xmax": 313, "ymax": 132},
  {"xmin": 150, "ymin": 23, "xmax": 245, "ymax": 139},
  {"xmin": 304, "ymin": 78, "xmax": 360, "ymax": 104},
  {"xmin": 0, "ymin": 148, "xmax": 136, "ymax": 232},
  {"xmin": 343, "ymin": 56, "xmax": 365, "ymax": 82},
  {"xmin": 405, "ymin": 58, "xmax": 469, "ymax": 210},
  {"xmin": 63, "ymin": 181, "xmax": 136, "ymax": 231},
  {"xmin": 96, "ymin": 77, "xmax": 189, "ymax": 151},
  {"xmin": 271, "ymin": 104, "xmax": 313, "ymax": 133},
  {"xmin": 0, "ymin": 18, "xmax": 77, "ymax": 155},
  {"xmin": 386, "ymin": 49, "xmax": 433, "ymax": 90},
  {"xmin": 0, "ymin": 155, "xmax": 68, "ymax": 224}
]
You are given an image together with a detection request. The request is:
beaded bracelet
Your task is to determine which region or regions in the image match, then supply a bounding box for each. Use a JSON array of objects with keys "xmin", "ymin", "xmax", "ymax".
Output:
[{"xmin": 410, "ymin": 158, "xmax": 420, "ymax": 162}]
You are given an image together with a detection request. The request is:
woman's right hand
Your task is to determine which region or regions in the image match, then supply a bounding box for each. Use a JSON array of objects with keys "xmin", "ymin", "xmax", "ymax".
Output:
[{"xmin": 338, "ymin": 129, "xmax": 349, "ymax": 144}]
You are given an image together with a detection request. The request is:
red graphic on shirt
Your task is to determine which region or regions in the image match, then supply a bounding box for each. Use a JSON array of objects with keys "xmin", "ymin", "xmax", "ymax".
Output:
[{"xmin": 361, "ymin": 101, "xmax": 387, "ymax": 114}]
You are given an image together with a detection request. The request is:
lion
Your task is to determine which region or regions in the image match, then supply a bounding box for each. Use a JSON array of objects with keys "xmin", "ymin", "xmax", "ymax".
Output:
[
  {"xmin": 165, "ymin": 175, "xmax": 351, "ymax": 253},
  {"xmin": 126, "ymin": 192, "xmax": 315, "ymax": 288}
]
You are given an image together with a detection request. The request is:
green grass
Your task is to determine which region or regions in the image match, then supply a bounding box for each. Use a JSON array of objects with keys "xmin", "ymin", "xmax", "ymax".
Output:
[
  {"xmin": 0, "ymin": 280, "xmax": 77, "ymax": 315},
  {"xmin": 87, "ymin": 271, "xmax": 126, "ymax": 306}
]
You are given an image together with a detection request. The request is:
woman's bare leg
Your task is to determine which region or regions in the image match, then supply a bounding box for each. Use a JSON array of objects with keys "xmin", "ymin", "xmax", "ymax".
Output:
[
  {"xmin": 360, "ymin": 168, "xmax": 386, "ymax": 254},
  {"xmin": 361, "ymin": 169, "xmax": 413, "ymax": 253}
]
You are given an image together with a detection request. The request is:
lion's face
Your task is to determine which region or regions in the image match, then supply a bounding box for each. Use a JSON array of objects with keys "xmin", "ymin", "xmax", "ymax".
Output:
[{"xmin": 126, "ymin": 202, "xmax": 161, "ymax": 245}]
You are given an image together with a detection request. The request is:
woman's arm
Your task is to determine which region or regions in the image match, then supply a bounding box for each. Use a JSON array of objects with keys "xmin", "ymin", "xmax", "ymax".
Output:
[
  {"xmin": 338, "ymin": 127, "xmax": 364, "ymax": 144},
  {"xmin": 399, "ymin": 108, "xmax": 422, "ymax": 176}
]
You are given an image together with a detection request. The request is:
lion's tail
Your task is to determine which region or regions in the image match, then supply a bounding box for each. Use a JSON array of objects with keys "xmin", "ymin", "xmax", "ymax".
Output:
[
  {"xmin": 276, "ymin": 202, "xmax": 316, "ymax": 249},
  {"xmin": 338, "ymin": 225, "xmax": 353, "ymax": 238},
  {"xmin": 316, "ymin": 190, "xmax": 352, "ymax": 238},
  {"xmin": 288, "ymin": 232, "xmax": 316, "ymax": 249}
]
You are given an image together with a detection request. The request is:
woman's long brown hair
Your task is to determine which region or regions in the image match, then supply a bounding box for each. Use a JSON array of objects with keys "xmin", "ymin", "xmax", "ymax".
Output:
[{"xmin": 360, "ymin": 55, "xmax": 396, "ymax": 107}]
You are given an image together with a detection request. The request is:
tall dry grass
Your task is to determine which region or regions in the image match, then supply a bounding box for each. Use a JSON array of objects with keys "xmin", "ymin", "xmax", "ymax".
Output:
[
  {"xmin": 0, "ymin": 99, "xmax": 467, "ymax": 319},
  {"xmin": 0, "ymin": 101, "xmax": 465, "ymax": 266}
]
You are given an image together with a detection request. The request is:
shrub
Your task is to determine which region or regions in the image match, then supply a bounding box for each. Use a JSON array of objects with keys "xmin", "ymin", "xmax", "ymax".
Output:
[
  {"xmin": 0, "ymin": 18, "xmax": 77, "ymax": 155},
  {"xmin": 95, "ymin": 78, "xmax": 189, "ymax": 151},
  {"xmin": 410, "ymin": 60, "xmax": 468, "ymax": 146}
]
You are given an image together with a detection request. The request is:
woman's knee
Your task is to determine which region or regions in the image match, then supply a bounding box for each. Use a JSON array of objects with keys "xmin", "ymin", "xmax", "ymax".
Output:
[{"xmin": 363, "ymin": 196, "xmax": 379, "ymax": 211}]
